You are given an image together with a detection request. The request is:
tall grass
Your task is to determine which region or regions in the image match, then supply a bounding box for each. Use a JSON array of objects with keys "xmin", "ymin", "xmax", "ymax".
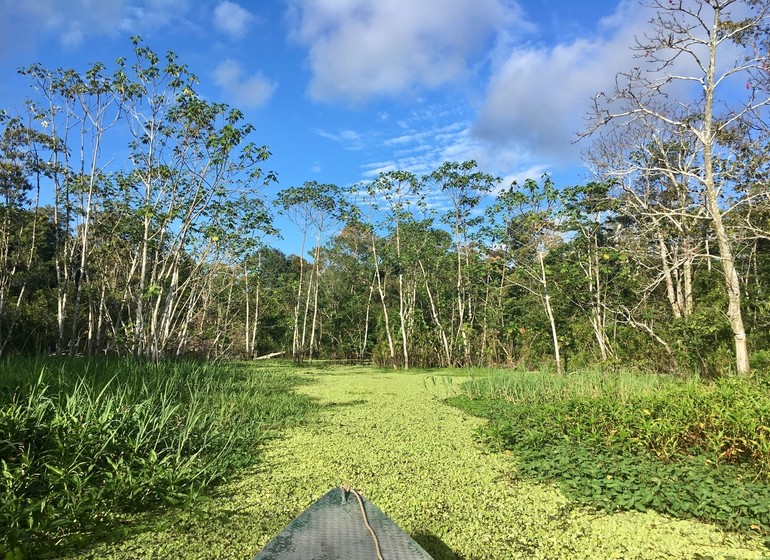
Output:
[
  {"xmin": 0, "ymin": 357, "xmax": 316, "ymax": 555},
  {"xmin": 457, "ymin": 368, "xmax": 770, "ymax": 471},
  {"xmin": 461, "ymin": 367, "xmax": 686, "ymax": 405}
]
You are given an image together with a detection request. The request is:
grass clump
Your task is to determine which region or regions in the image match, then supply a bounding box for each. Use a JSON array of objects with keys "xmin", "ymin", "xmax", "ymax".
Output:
[
  {"xmin": 460, "ymin": 367, "xmax": 682, "ymax": 404},
  {"xmin": 0, "ymin": 357, "xmax": 316, "ymax": 557},
  {"xmin": 449, "ymin": 368, "xmax": 770, "ymax": 542}
]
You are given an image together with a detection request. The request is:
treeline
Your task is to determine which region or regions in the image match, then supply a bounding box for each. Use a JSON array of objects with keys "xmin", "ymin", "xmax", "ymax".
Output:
[
  {"xmin": 259, "ymin": 172, "xmax": 769, "ymax": 376},
  {"xmin": 3, "ymin": 130, "xmax": 769, "ymax": 375},
  {"xmin": 3, "ymin": 0, "xmax": 770, "ymax": 376},
  {"xmin": 1, "ymin": 38, "xmax": 276, "ymax": 361}
]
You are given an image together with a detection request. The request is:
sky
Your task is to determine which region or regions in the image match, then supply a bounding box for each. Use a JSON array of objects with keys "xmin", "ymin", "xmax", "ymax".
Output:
[{"xmin": 0, "ymin": 0, "xmax": 651, "ymax": 254}]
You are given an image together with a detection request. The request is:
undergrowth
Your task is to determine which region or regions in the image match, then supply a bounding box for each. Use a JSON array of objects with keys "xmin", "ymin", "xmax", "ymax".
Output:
[
  {"xmin": 0, "ymin": 357, "xmax": 316, "ymax": 558},
  {"xmin": 449, "ymin": 368, "xmax": 770, "ymax": 544}
]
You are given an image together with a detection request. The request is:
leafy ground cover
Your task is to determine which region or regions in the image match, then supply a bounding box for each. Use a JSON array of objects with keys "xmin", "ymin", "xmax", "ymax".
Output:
[
  {"xmin": 0, "ymin": 358, "xmax": 317, "ymax": 558},
  {"xmin": 60, "ymin": 365, "xmax": 767, "ymax": 559},
  {"xmin": 450, "ymin": 368, "xmax": 770, "ymax": 547}
]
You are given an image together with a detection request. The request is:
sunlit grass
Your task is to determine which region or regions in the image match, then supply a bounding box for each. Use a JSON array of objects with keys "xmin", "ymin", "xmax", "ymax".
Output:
[
  {"xmin": 450, "ymin": 367, "xmax": 770, "ymax": 541},
  {"xmin": 460, "ymin": 366, "xmax": 688, "ymax": 404},
  {"xmin": 0, "ymin": 357, "xmax": 317, "ymax": 557}
]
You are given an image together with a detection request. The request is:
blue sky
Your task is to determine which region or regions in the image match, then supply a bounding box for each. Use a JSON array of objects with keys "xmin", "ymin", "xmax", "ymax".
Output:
[{"xmin": 0, "ymin": 0, "xmax": 649, "ymax": 254}]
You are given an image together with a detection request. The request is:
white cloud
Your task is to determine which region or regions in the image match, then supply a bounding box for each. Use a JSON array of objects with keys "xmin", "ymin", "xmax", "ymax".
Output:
[
  {"xmin": 322, "ymin": 99, "xmax": 550, "ymax": 188},
  {"xmin": 359, "ymin": 120, "xmax": 496, "ymax": 180},
  {"xmin": 0, "ymin": 0, "xmax": 125, "ymax": 53},
  {"xmin": 61, "ymin": 28, "xmax": 85, "ymax": 48},
  {"xmin": 119, "ymin": 0, "xmax": 193, "ymax": 34},
  {"xmin": 315, "ymin": 128, "xmax": 365, "ymax": 150},
  {"xmin": 286, "ymin": 0, "xmax": 527, "ymax": 104},
  {"xmin": 0, "ymin": 0, "xmax": 194, "ymax": 56},
  {"xmin": 213, "ymin": 59, "xmax": 277, "ymax": 108},
  {"xmin": 213, "ymin": 1, "xmax": 254, "ymax": 39},
  {"xmin": 471, "ymin": 1, "xmax": 656, "ymax": 164},
  {"xmin": 500, "ymin": 165, "xmax": 551, "ymax": 190},
  {"xmin": 361, "ymin": 124, "xmax": 476, "ymax": 178}
]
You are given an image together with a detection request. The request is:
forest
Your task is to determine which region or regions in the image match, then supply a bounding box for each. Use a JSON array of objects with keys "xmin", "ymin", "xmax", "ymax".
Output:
[
  {"xmin": 1, "ymin": 23, "xmax": 769, "ymax": 377},
  {"xmin": 3, "ymin": 2, "xmax": 770, "ymax": 558}
]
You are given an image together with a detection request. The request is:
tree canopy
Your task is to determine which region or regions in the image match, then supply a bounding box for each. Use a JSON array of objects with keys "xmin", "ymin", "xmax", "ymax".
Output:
[{"xmin": 2, "ymin": 16, "xmax": 770, "ymax": 375}]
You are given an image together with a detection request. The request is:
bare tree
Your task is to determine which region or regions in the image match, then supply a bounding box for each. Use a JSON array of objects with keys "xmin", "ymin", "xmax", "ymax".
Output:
[
  {"xmin": 585, "ymin": 121, "xmax": 704, "ymax": 321},
  {"xmin": 586, "ymin": 0, "xmax": 770, "ymax": 374}
]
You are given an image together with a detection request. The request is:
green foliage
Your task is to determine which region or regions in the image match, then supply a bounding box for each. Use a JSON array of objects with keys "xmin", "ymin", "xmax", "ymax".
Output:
[
  {"xmin": 70, "ymin": 366, "xmax": 768, "ymax": 559},
  {"xmin": 514, "ymin": 443, "xmax": 770, "ymax": 537},
  {"xmin": 750, "ymin": 350, "xmax": 770, "ymax": 377},
  {"xmin": 450, "ymin": 369, "xmax": 770, "ymax": 540},
  {"xmin": 0, "ymin": 358, "xmax": 316, "ymax": 557},
  {"xmin": 461, "ymin": 367, "xmax": 677, "ymax": 404}
]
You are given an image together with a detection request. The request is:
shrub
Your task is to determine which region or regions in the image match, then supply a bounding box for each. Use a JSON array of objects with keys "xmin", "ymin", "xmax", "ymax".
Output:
[{"xmin": 450, "ymin": 369, "xmax": 770, "ymax": 540}]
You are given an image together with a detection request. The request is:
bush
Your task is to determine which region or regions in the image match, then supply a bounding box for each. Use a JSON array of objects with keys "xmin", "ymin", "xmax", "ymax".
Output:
[
  {"xmin": 751, "ymin": 349, "xmax": 770, "ymax": 376},
  {"xmin": 450, "ymin": 369, "xmax": 770, "ymax": 540}
]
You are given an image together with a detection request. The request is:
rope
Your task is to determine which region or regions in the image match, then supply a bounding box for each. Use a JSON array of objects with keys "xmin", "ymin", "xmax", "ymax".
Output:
[{"xmin": 341, "ymin": 485, "xmax": 384, "ymax": 560}]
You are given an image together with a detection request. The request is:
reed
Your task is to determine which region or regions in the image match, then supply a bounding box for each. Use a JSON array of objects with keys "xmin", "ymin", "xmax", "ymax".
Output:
[
  {"xmin": 0, "ymin": 357, "xmax": 315, "ymax": 555},
  {"xmin": 460, "ymin": 366, "xmax": 686, "ymax": 404}
]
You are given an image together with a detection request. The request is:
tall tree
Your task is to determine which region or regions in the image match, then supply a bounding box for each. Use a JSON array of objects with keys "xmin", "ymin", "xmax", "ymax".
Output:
[
  {"xmin": 276, "ymin": 181, "xmax": 343, "ymax": 361},
  {"xmin": 428, "ymin": 161, "xmax": 498, "ymax": 365},
  {"xmin": 19, "ymin": 64, "xmax": 108, "ymax": 355},
  {"xmin": 584, "ymin": 121, "xmax": 702, "ymax": 369},
  {"xmin": 560, "ymin": 182, "xmax": 618, "ymax": 362},
  {"xmin": 489, "ymin": 177, "xmax": 565, "ymax": 374},
  {"xmin": 115, "ymin": 39, "xmax": 273, "ymax": 360},
  {"xmin": 320, "ymin": 221, "xmax": 377, "ymax": 361},
  {"xmin": 587, "ymin": 0, "xmax": 770, "ymax": 374},
  {"xmin": 368, "ymin": 170, "xmax": 423, "ymax": 369},
  {"xmin": 0, "ymin": 115, "xmax": 56, "ymax": 355}
]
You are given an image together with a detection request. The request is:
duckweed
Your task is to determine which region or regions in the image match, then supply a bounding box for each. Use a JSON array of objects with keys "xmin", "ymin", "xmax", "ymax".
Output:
[{"xmin": 68, "ymin": 366, "xmax": 767, "ymax": 559}]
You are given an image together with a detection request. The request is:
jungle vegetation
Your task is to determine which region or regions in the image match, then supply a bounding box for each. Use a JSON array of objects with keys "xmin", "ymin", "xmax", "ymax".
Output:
[
  {"xmin": 3, "ymin": 2, "xmax": 770, "ymax": 556},
  {"xmin": 2, "ymin": 25, "xmax": 770, "ymax": 377}
]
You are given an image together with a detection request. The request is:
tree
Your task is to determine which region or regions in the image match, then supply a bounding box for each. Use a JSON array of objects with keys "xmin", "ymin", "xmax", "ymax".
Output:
[
  {"xmin": 428, "ymin": 161, "xmax": 498, "ymax": 365},
  {"xmin": 115, "ymin": 39, "xmax": 273, "ymax": 360},
  {"xmin": 587, "ymin": 0, "xmax": 770, "ymax": 375},
  {"xmin": 19, "ymin": 61, "xmax": 120, "ymax": 355},
  {"xmin": 560, "ymin": 182, "xmax": 619, "ymax": 362},
  {"xmin": 488, "ymin": 176, "xmax": 565, "ymax": 374},
  {"xmin": 0, "ymin": 115, "xmax": 58, "ymax": 355},
  {"xmin": 367, "ymin": 170, "xmax": 424, "ymax": 369},
  {"xmin": 320, "ymin": 221, "xmax": 377, "ymax": 361},
  {"xmin": 414, "ymin": 223, "xmax": 454, "ymax": 366},
  {"xmin": 11, "ymin": 38, "xmax": 274, "ymax": 359},
  {"xmin": 276, "ymin": 181, "xmax": 343, "ymax": 361}
]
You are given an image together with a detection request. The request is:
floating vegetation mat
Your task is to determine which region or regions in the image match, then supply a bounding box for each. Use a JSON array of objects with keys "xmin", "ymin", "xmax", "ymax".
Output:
[{"xmin": 68, "ymin": 366, "xmax": 767, "ymax": 559}]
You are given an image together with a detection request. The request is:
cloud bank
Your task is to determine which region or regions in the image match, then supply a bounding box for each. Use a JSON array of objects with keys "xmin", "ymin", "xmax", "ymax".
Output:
[
  {"xmin": 213, "ymin": 1, "xmax": 254, "ymax": 39},
  {"xmin": 286, "ymin": 0, "xmax": 525, "ymax": 104},
  {"xmin": 0, "ymin": 0, "xmax": 194, "ymax": 55},
  {"xmin": 472, "ymin": 1, "xmax": 648, "ymax": 165},
  {"xmin": 286, "ymin": 0, "xmax": 652, "ymax": 179}
]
